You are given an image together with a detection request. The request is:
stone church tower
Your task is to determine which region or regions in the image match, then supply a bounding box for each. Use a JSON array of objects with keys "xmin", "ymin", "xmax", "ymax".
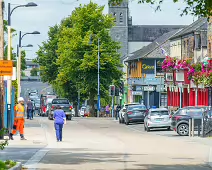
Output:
[{"xmin": 109, "ymin": 0, "xmax": 129, "ymax": 61}]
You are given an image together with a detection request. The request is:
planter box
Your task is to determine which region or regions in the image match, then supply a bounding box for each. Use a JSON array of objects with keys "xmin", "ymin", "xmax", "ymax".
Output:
[{"xmin": 9, "ymin": 162, "xmax": 22, "ymax": 170}]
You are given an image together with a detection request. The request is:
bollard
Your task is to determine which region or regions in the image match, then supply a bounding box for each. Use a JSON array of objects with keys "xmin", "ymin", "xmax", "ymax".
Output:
[
  {"xmin": 189, "ymin": 118, "xmax": 192, "ymax": 137},
  {"xmin": 198, "ymin": 123, "xmax": 201, "ymax": 137},
  {"xmin": 201, "ymin": 117, "xmax": 204, "ymax": 137},
  {"xmin": 192, "ymin": 118, "xmax": 194, "ymax": 137}
]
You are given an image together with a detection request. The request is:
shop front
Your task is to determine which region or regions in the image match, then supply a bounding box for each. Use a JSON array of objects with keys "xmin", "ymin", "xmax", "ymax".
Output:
[{"xmin": 165, "ymin": 69, "xmax": 209, "ymax": 108}]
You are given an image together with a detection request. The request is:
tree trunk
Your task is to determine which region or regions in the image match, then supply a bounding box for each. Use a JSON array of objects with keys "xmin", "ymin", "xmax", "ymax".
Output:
[
  {"xmin": 74, "ymin": 103, "xmax": 78, "ymax": 117},
  {"xmin": 89, "ymin": 92, "xmax": 95, "ymax": 117}
]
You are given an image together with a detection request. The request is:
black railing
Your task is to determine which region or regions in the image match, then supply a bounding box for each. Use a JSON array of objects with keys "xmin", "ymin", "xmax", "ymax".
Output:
[{"xmin": 202, "ymin": 111, "xmax": 212, "ymax": 137}]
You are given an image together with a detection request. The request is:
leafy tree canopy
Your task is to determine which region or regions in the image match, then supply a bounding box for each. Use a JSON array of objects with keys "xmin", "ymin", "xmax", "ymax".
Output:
[
  {"xmin": 37, "ymin": 2, "xmax": 123, "ymax": 115},
  {"xmin": 30, "ymin": 67, "xmax": 39, "ymax": 76},
  {"xmin": 109, "ymin": 0, "xmax": 212, "ymax": 18}
]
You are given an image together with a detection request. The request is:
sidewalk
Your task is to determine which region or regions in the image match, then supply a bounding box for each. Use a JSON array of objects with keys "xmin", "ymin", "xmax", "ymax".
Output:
[
  {"xmin": 7, "ymin": 118, "xmax": 48, "ymax": 148},
  {"xmin": 0, "ymin": 118, "xmax": 47, "ymax": 164}
]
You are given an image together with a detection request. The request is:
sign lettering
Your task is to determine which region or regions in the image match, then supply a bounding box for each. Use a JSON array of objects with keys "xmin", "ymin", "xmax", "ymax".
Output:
[
  {"xmin": 142, "ymin": 64, "xmax": 154, "ymax": 70},
  {"xmin": 0, "ymin": 60, "xmax": 13, "ymax": 76}
]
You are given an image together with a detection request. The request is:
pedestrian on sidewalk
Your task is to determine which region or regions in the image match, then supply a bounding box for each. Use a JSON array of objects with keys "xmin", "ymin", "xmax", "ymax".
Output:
[
  {"xmin": 27, "ymin": 99, "xmax": 33, "ymax": 120},
  {"xmin": 115, "ymin": 104, "xmax": 121, "ymax": 120},
  {"xmin": 105, "ymin": 104, "xmax": 110, "ymax": 117},
  {"xmin": 53, "ymin": 105, "xmax": 66, "ymax": 142},
  {"xmin": 9, "ymin": 97, "xmax": 27, "ymax": 140}
]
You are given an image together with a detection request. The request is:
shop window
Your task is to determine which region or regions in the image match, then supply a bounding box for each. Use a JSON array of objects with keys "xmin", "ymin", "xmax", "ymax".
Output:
[
  {"xmin": 195, "ymin": 34, "xmax": 201, "ymax": 50},
  {"xmin": 160, "ymin": 93, "xmax": 167, "ymax": 107}
]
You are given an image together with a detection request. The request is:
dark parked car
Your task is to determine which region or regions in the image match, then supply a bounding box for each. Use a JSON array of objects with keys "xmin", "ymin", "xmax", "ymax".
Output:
[
  {"xmin": 171, "ymin": 107, "xmax": 204, "ymax": 136},
  {"xmin": 48, "ymin": 98, "xmax": 73, "ymax": 120},
  {"xmin": 124, "ymin": 105, "xmax": 147, "ymax": 125}
]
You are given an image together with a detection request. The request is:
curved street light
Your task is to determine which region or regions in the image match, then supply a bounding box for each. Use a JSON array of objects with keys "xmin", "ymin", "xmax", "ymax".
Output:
[
  {"xmin": 22, "ymin": 44, "xmax": 33, "ymax": 48},
  {"xmin": 7, "ymin": 2, "xmax": 38, "ymax": 111},
  {"xmin": 8, "ymin": 2, "xmax": 38, "ymax": 25},
  {"xmin": 17, "ymin": 31, "xmax": 40, "ymax": 98}
]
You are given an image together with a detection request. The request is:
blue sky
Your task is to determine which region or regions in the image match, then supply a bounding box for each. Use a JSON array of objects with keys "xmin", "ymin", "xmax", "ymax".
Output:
[{"xmin": 5, "ymin": 0, "xmax": 195, "ymax": 59}]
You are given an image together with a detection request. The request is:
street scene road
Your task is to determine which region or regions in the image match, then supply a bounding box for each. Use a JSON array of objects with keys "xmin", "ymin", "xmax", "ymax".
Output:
[
  {"xmin": 2, "ymin": 0, "xmax": 212, "ymax": 170},
  {"xmin": 1, "ymin": 116, "xmax": 212, "ymax": 170}
]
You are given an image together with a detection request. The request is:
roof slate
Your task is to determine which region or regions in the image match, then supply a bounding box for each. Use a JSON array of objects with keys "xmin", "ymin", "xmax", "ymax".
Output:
[
  {"xmin": 126, "ymin": 29, "xmax": 182, "ymax": 62},
  {"xmin": 170, "ymin": 17, "xmax": 207, "ymax": 39},
  {"xmin": 128, "ymin": 25, "xmax": 185, "ymax": 42}
]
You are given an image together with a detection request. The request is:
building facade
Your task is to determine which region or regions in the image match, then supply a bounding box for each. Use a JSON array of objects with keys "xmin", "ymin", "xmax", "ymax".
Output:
[
  {"xmin": 109, "ymin": 0, "xmax": 186, "ymax": 105},
  {"xmin": 24, "ymin": 60, "xmax": 39, "ymax": 77},
  {"xmin": 166, "ymin": 18, "xmax": 209, "ymax": 108},
  {"xmin": 125, "ymin": 30, "xmax": 180, "ymax": 108}
]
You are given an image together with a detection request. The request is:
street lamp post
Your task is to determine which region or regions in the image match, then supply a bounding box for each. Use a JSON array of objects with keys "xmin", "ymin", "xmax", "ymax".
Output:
[
  {"xmin": 7, "ymin": 2, "xmax": 37, "ymax": 104},
  {"xmin": 89, "ymin": 35, "xmax": 100, "ymax": 117},
  {"xmin": 17, "ymin": 31, "xmax": 40, "ymax": 98}
]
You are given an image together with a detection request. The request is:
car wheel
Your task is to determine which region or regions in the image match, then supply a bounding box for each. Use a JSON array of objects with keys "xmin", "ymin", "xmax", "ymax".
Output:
[
  {"xmin": 144, "ymin": 125, "xmax": 147, "ymax": 131},
  {"xmin": 146, "ymin": 127, "xmax": 150, "ymax": 132},
  {"xmin": 48, "ymin": 116, "xmax": 51, "ymax": 120},
  {"xmin": 125, "ymin": 120, "xmax": 129, "ymax": 125},
  {"xmin": 119, "ymin": 117, "xmax": 122, "ymax": 124},
  {"xmin": 67, "ymin": 116, "xmax": 72, "ymax": 120},
  {"xmin": 177, "ymin": 124, "xmax": 189, "ymax": 136}
]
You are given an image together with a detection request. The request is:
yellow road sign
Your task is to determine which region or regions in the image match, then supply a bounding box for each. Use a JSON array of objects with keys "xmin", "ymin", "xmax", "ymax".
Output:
[{"xmin": 0, "ymin": 60, "xmax": 13, "ymax": 76}]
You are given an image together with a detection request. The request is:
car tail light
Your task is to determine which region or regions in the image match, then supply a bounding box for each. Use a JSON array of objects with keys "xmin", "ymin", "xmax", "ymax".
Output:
[
  {"xmin": 69, "ymin": 106, "xmax": 73, "ymax": 110},
  {"xmin": 51, "ymin": 106, "xmax": 54, "ymax": 110},
  {"xmin": 127, "ymin": 111, "xmax": 133, "ymax": 115},
  {"xmin": 174, "ymin": 116, "xmax": 182, "ymax": 121}
]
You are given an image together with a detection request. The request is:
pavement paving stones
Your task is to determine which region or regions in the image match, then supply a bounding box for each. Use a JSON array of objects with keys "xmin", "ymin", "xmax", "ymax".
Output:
[{"xmin": 2, "ymin": 117, "xmax": 212, "ymax": 169}]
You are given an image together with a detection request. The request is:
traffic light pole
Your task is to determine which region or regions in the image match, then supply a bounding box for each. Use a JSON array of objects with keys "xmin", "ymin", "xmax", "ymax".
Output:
[{"xmin": 112, "ymin": 95, "xmax": 114, "ymax": 118}]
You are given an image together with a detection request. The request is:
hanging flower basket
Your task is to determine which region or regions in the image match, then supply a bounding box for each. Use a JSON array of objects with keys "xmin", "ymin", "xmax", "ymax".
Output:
[{"xmin": 161, "ymin": 56, "xmax": 212, "ymax": 87}]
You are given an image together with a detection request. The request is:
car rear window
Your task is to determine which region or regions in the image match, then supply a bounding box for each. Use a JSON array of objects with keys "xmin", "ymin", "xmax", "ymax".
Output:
[
  {"xmin": 187, "ymin": 109, "xmax": 203, "ymax": 116},
  {"xmin": 128, "ymin": 105, "xmax": 146, "ymax": 111},
  {"xmin": 151, "ymin": 111, "xmax": 169, "ymax": 116},
  {"xmin": 52, "ymin": 99, "xmax": 69, "ymax": 104}
]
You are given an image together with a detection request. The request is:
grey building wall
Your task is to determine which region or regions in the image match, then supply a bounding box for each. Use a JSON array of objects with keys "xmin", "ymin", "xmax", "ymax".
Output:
[{"xmin": 109, "ymin": 0, "xmax": 129, "ymax": 61}]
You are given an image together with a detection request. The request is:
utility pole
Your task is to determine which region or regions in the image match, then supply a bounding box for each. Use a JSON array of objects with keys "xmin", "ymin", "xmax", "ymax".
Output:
[{"xmin": 0, "ymin": 0, "xmax": 4, "ymax": 132}]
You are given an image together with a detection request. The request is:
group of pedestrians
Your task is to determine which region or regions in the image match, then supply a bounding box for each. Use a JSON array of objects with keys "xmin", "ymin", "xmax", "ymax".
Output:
[
  {"xmin": 102, "ymin": 104, "xmax": 121, "ymax": 118},
  {"xmin": 9, "ymin": 97, "xmax": 66, "ymax": 142}
]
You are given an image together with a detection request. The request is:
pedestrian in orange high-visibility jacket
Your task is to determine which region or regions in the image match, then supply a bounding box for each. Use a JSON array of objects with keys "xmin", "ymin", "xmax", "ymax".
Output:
[{"xmin": 9, "ymin": 97, "xmax": 27, "ymax": 140}]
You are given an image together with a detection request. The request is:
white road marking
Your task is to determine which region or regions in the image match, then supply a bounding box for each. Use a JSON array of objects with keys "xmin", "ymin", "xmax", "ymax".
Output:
[{"xmin": 23, "ymin": 118, "xmax": 57, "ymax": 169}]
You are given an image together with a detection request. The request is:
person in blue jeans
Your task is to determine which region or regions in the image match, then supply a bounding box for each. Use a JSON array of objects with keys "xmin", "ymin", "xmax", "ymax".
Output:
[{"xmin": 53, "ymin": 105, "xmax": 66, "ymax": 142}]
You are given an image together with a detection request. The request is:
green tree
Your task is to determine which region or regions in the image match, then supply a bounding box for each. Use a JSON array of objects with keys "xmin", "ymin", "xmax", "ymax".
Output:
[
  {"xmin": 30, "ymin": 68, "xmax": 39, "ymax": 76},
  {"xmin": 21, "ymin": 50, "xmax": 27, "ymax": 71},
  {"xmin": 109, "ymin": 0, "xmax": 212, "ymax": 18},
  {"xmin": 56, "ymin": 2, "xmax": 123, "ymax": 115},
  {"xmin": 36, "ymin": 25, "xmax": 60, "ymax": 83}
]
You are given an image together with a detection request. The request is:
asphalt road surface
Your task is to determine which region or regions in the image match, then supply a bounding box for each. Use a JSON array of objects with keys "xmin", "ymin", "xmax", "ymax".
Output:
[
  {"xmin": 2, "ymin": 116, "xmax": 212, "ymax": 170},
  {"xmin": 21, "ymin": 81, "xmax": 53, "ymax": 99}
]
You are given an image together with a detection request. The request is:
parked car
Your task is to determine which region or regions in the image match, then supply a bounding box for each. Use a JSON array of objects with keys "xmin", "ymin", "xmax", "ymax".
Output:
[
  {"xmin": 144, "ymin": 108, "xmax": 171, "ymax": 132},
  {"xmin": 48, "ymin": 98, "xmax": 73, "ymax": 120},
  {"xmin": 34, "ymin": 99, "xmax": 40, "ymax": 110},
  {"xmin": 72, "ymin": 108, "xmax": 75, "ymax": 117},
  {"xmin": 79, "ymin": 107, "xmax": 86, "ymax": 117},
  {"xmin": 171, "ymin": 107, "xmax": 204, "ymax": 136},
  {"xmin": 29, "ymin": 89, "xmax": 38, "ymax": 96},
  {"xmin": 119, "ymin": 103, "xmax": 140, "ymax": 124},
  {"xmin": 124, "ymin": 104, "xmax": 147, "ymax": 125}
]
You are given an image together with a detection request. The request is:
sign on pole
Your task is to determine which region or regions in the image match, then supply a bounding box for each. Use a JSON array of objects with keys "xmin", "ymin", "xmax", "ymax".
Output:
[{"xmin": 0, "ymin": 60, "xmax": 13, "ymax": 76}]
